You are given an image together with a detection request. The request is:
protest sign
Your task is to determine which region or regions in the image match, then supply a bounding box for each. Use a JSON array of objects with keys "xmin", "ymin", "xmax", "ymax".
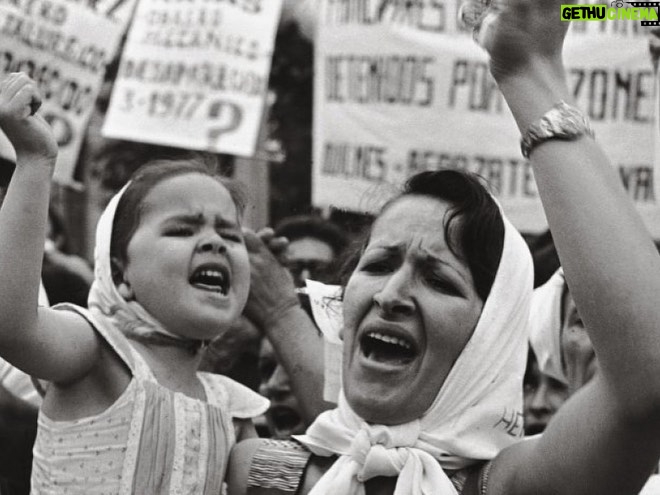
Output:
[
  {"xmin": 312, "ymin": 0, "xmax": 660, "ymax": 236},
  {"xmin": 103, "ymin": 0, "xmax": 282, "ymax": 157},
  {"xmin": 0, "ymin": 0, "xmax": 136, "ymax": 183}
]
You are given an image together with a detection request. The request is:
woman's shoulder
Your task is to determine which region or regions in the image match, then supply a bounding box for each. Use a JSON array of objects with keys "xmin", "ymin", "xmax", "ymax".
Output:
[{"xmin": 227, "ymin": 438, "xmax": 313, "ymax": 495}]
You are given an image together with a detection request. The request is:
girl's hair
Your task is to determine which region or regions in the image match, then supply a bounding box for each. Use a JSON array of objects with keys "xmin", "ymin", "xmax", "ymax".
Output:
[
  {"xmin": 340, "ymin": 169, "xmax": 505, "ymax": 301},
  {"xmin": 109, "ymin": 155, "xmax": 246, "ymax": 285}
]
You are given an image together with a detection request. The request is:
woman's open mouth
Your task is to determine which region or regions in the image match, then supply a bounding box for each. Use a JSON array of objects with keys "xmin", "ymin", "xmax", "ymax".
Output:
[{"xmin": 360, "ymin": 330, "xmax": 417, "ymax": 366}]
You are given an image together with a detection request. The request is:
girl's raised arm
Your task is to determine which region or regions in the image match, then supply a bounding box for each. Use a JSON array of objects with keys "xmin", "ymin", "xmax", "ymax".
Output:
[{"xmin": 0, "ymin": 73, "xmax": 101, "ymax": 383}]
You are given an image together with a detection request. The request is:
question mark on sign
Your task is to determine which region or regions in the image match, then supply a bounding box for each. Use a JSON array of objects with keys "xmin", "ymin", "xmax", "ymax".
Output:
[{"xmin": 207, "ymin": 100, "xmax": 243, "ymax": 149}]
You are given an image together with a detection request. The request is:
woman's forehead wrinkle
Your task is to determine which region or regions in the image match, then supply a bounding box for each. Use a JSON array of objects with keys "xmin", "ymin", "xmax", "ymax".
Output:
[
  {"xmin": 377, "ymin": 233, "xmax": 467, "ymax": 283},
  {"xmin": 408, "ymin": 232, "xmax": 449, "ymax": 259}
]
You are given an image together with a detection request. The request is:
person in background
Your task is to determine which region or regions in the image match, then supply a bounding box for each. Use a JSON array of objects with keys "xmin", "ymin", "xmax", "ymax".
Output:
[
  {"xmin": 258, "ymin": 337, "xmax": 308, "ymax": 439},
  {"xmin": 522, "ymin": 350, "xmax": 569, "ymax": 436},
  {"xmin": 525, "ymin": 269, "xmax": 596, "ymax": 435},
  {"xmin": 525, "ymin": 267, "xmax": 660, "ymax": 493},
  {"xmin": 274, "ymin": 214, "xmax": 349, "ymax": 288}
]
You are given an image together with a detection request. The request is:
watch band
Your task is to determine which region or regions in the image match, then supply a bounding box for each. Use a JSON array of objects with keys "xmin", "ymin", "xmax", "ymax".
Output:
[{"xmin": 520, "ymin": 101, "xmax": 595, "ymax": 159}]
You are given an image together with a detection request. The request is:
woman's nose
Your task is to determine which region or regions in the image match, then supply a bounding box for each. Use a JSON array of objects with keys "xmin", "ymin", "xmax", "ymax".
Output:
[{"xmin": 373, "ymin": 271, "xmax": 414, "ymax": 316}]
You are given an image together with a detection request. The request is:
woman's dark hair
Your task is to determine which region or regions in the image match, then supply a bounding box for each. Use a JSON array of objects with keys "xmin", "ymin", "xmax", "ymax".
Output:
[
  {"xmin": 340, "ymin": 169, "xmax": 504, "ymax": 301},
  {"xmin": 110, "ymin": 155, "xmax": 246, "ymax": 284}
]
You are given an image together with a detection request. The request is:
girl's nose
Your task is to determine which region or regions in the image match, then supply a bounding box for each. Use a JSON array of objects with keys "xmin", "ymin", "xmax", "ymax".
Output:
[{"xmin": 196, "ymin": 234, "xmax": 227, "ymax": 254}]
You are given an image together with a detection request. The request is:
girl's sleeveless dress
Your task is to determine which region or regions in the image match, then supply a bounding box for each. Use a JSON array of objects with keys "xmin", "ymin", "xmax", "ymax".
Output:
[{"xmin": 30, "ymin": 304, "xmax": 268, "ymax": 495}]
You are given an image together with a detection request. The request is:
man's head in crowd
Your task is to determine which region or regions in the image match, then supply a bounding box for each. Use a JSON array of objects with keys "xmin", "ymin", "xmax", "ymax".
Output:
[
  {"xmin": 523, "ymin": 350, "xmax": 569, "ymax": 436},
  {"xmin": 274, "ymin": 214, "xmax": 348, "ymax": 287}
]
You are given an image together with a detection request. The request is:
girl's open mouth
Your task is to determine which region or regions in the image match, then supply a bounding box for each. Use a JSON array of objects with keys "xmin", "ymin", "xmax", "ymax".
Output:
[{"xmin": 190, "ymin": 263, "xmax": 230, "ymax": 294}]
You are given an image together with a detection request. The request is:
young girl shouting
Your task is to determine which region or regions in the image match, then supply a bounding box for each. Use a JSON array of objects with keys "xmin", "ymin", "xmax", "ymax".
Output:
[{"xmin": 0, "ymin": 72, "xmax": 268, "ymax": 494}]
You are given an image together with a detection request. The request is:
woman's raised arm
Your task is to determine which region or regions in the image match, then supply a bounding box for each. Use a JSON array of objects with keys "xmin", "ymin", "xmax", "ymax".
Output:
[{"xmin": 475, "ymin": 1, "xmax": 660, "ymax": 494}]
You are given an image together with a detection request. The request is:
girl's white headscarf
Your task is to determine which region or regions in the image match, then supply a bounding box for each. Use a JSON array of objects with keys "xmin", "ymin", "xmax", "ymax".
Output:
[
  {"xmin": 295, "ymin": 213, "xmax": 533, "ymax": 495},
  {"xmin": 87, "ymin": 184, "xmax": 198, "ymax": 347},
  {"xmin": 528, "ymin": 268, "xmax": 567, "ymax": 384}
]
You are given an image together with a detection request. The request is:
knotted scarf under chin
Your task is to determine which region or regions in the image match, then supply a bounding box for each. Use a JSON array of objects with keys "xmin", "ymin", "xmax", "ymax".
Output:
[{"xmin": 302, "ymin": 419, "xmax": 458, "ymax": 495}]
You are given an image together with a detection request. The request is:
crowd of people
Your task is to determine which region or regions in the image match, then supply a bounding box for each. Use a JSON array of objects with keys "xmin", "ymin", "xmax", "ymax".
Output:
[{"xmin": 0, "ymin": 0, "xmax": 660, "ymax": 494}]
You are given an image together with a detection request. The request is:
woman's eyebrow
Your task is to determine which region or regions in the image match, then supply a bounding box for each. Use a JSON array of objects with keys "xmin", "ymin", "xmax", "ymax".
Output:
[{"xmin": 420, "ymin": 250, "xmax": 468, "ymax": 284}]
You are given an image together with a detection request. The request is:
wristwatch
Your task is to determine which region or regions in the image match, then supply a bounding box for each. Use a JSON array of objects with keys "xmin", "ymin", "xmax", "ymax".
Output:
[{"xmin": 520, "ymin": 101, "xmax": 595, "ymax": 159}]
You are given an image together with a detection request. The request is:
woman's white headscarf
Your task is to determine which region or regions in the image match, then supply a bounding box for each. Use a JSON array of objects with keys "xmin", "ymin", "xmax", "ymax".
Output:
[
  {"xmin": 87, "ymin": 184, "xmax": 202, "ymax": 349},
  {"xmin": 295, "ymin": 212, "xmax": 533, "ymax": 495}
]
